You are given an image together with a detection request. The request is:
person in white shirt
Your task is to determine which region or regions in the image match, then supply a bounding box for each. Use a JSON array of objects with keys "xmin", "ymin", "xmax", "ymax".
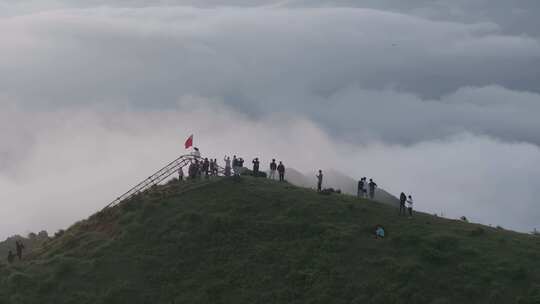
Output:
[
  {"xmin": 269, "ymin": 159, "xmax": 277, "ymax": 180},
  {"xmin": 407, "ymin": 195, "xmax": 414, "ymax": 217}
]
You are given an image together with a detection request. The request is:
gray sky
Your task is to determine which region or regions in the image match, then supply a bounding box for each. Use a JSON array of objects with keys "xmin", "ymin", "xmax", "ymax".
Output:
[{"xmin": 1, "ymin": 0, "xmax": 540, "ymax": 238}]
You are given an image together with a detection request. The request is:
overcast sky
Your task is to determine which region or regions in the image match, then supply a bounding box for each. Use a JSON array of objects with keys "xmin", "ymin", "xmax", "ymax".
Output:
[{"xmin": 1, "ymin": 0, "xmax": 540, "ymax": 238}]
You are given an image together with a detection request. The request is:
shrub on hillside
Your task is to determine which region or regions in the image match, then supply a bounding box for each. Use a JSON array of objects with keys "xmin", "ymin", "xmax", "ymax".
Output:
[
  {"xmin": 54, "ymin": 230, "xmax": 65, "ymax": 238},
  {"xmin": 7, "ymin": 272, "xmax": 34, "ymax": 293},
  {"xmin": 469, "ymin": 227, "xmax": 485, "ymax": 237},
  {"xmin": 240, "ymin": 169, "xmax": 267, "ymax": 178},
  {"xmin": 319, "ymin": 188, "xmax": 341, "ymax": 195}
]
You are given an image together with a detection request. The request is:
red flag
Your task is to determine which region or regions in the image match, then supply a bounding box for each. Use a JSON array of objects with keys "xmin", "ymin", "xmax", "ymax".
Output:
[{"xmin": 184, "ymin": 134, "xmax": 193, "ymax": 149}]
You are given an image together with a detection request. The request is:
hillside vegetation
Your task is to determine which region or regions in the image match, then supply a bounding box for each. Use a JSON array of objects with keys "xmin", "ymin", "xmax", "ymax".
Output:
[
  {"xmin": 0, "ymin": 233, "xmax": 49, "ymax": 262},
  {"xmin": 1, "ymin": 177, "xmax": 540, "ymax": 304}
]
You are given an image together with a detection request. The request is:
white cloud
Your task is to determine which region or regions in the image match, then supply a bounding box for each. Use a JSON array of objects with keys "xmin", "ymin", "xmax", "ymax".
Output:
[
  {"xmin": 1, "ymin": 101, "xmax": 540, "ymax": 237},
  {"xmin": 1, "ymin": 2, "xmax": 540, "ymax": 237}
]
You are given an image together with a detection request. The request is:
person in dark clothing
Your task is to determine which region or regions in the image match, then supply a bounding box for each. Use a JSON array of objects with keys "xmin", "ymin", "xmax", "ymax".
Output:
[
  {"xmin": 358, "ymin": 178, "xmax": 365, "ymax": 198},
  {"xmin": 232, "ymin": 156, "xmax": 239, "ymax": 176},
  {"xmin": 202, "ymin": 158, "xmax": 210, "ymax": 178},
  {"xmin": 178, "ymin": 167, "xmax": 184, "ymax": 181},
  {"xmin": 7, "ymin": 250, "xmax": 15, "ymax": 264},
  {"xmin": 212, "ymin": 159, "xmax": 219, "ymax": 176},
  {"xmin": 189, "ymin": 160, "xmax": 200, "ymax": 179},
  {"xmin": 316, "ymin": 170, "xmax": 323, "ymax": 192},
  {"xmin": 238, "ymin": 158, "xmax": 245, "ymax": 175},
  {"xmin": 368, "ymin": 179, "xmax": 377, "ymax": 199},
  {"xmin": 188, "ymin": 162, "xmax": 196, "ymax": 179},
  {"xmin": 197, "ymin": 159, "xmax": 202, "ymax": 178},
  {"xmin": 399, "ymin": 192, "xmax": 407, "ymax": 215},
  {"xmin": 362, "ymin": 177, "xmax": 368, "ymax": 197},
  {"xmin": 252, "ymin": 158, "xmax": 260, "ymax": 176},
  {"xmin": 224, "ymin": 156, "xmax": 231, "ymax": 177},
  {"xmin": 277, "ymin": 161, "xmax": 285, "ymax": 182},
  {"xmin": 269, "ymin": 159, "xmax": 277, "ymax": 180},
  {"xmin": 209, "ymin": 159, "xmax": 215, "ymax": 176},
  {"xmin": 15, "ymin": 241, "xmax": 24, "ymax": 261}
]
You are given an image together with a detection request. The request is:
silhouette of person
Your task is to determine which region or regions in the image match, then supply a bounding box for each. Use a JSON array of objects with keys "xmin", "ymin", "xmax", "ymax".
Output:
[
  {"xmin": 188, "ymin": 161, "xmax": 197, "ymax": 179},
  {"xmin": 194, "ymin": 159, "xmax": 201, "ymax": 178},
  {"xmin": 178, "ymin": 167, "xmax": 184, "ymax": 181},
  {"xmin": 316, "ymin": 170, "xmax": 323, "ymax": 192},
  {"xmin": 202, "ymin": 158, "xmax": 210, "ymax": 178},
  {"xmin": 368, "ymin": 179, "xmax": 377, "ymax": 199},
  {"xmin": 277, "ymin": 161, "xmax": 285, "ymax": 182},
  {"xmin": 212, "ymin": 159, "xmax": 219, "ymax": 176},
  {"xmin": 362, "ymin": 177, "xmax": 368, "ymax": 197},
  {"xmin": 224, "ymin": 156, "xmax": 231, "ymax": 177},
  {"xmin": 269, "ymin": 159, "xmax": 277, "ymax": 180},
  {"xmin": 358, "ymin": 178, "xmax": 365, "ymax": 198},
  {"xmin": 238, "ymin": 158, "xmax": 245, "ymax": 175},
  {"xmin": 15, "ymin": 241, "xmax": 24, "ymax": 261},
  {"xmin": 7, "ymin": 250, "xmax": 15, "ymax": 264},
  {"xmin": 407, "ymin": 195, "xmax": 414, "ymax": 217},
  {"xmin": 399, "ymin": 192, "xmax": 407, "ymax": 215},
  {"xmin": 232, "ymin": 156, "xmax": 239, "ymax": 176},
  {"xmin": 209, "ymin": 159, "xmax": 215, "ymax": 176},
  {"xmin": 252, "ymin": 158, "xmax": 260, "ymax": 176}
]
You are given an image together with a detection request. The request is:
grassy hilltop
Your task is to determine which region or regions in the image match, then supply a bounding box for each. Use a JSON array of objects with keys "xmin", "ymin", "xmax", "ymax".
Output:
[{"xmin": 1, "ymin": 177, "xmax": 540, "ymax": 304}]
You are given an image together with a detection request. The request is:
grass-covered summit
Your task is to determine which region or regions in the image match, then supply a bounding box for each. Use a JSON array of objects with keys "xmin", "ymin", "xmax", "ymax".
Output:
[{"xmin": 1, "ymin": 177, "xmax": 540, "ymax": 304}]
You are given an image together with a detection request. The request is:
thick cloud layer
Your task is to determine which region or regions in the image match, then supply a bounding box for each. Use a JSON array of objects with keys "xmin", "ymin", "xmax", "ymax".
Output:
[
  {"xmin": 1, "ymin": 103, "xmax": 540, "ymax": 237},
  {"xmin": 1, "ymin": 1, "xmax": 540, "ymax": 237}
]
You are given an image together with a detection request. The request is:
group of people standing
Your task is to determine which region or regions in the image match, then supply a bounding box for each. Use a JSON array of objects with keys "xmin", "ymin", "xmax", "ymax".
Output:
[
  {"xmin": 180, "ymin": 151, "xmax": 415, "ymax": 218},
  {"xmin": 7, "ymin": 240, "xmax": 24, "ymax": 264},
  {"xmin": 183, "ymin": 158, "xmax": 219, "ymax": 180},
  {"xmin": 399, "ymin": 192, "xmax": 414, "ymax": 217},
  {"xmin": 180, "ymin": 153, "xmax": 287, "ymax": 182},
  {"xmin": 357, "ymin": 177, "xmax": 378, "ymax": 200},
  {"xmin": 268, "ymin": 159, "xmax": 286, "ymax": 181},
  {"xmin": 222, "ymin": 156, "xmax": 286, "ymax": 181},
  {"xmin": 222, "ymin": 155, "xmax": 247, "ymax": 176}
]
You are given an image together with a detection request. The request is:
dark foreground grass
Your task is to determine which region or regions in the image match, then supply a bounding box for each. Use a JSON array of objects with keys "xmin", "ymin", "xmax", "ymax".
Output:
[{"xmin": 1, "ymin": 177, "xmax": 540, "ymax": 304}]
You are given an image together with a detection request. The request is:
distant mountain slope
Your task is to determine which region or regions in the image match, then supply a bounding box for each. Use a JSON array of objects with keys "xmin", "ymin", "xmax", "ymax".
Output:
[
  {"xmin": 282, "ymin": 167, "xmax": 313, "ymax": 188},
  {"xmin": 1, "ymin": 177, "xmax": 539, "ymax": 304},
  {"xmin": 292, "ymin": 168, "xmax": 400, "ymax": 207}
]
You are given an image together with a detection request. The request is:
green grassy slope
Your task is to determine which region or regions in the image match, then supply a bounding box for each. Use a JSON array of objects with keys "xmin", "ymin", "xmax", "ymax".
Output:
[
  {"xmin": 0, "ymin": 234, "xmax": 49, "ymax": 262},
  {"xmin": 1, "ymin": 177, "xmax": 540, "ymax": 304}
]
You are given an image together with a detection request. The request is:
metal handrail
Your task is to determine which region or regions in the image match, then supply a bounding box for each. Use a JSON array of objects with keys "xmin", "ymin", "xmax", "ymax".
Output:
[{"xmin": 102, "ymin": 154, "xmax": 203, "ymax": 210}]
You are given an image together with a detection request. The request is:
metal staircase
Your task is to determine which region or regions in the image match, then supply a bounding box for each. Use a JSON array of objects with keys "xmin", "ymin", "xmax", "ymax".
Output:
[{"xmin": 103, "ymin": 153, "xmax": 205, "ymax": 210}]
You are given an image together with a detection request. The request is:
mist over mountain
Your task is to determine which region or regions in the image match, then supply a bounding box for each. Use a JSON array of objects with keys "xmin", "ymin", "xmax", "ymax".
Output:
[
  {"xmin": 1, "ymin": 0, "xmax": 540, "ymax": 237},
  {"xmin": 288, "ymin": 168, "xmax": 400, "ymax": 207}
]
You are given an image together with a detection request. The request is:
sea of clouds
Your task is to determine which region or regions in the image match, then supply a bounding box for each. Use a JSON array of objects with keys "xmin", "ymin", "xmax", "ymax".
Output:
[{"xmin": 1, "ymin": 0, "xmax": 540, "ymax": 237}]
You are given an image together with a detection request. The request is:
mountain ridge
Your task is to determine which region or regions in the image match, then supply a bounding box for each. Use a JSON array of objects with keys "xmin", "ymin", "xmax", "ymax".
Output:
[{"xmin": 1, "ymin": 177, "xmax": 539, "ymax": 303}]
